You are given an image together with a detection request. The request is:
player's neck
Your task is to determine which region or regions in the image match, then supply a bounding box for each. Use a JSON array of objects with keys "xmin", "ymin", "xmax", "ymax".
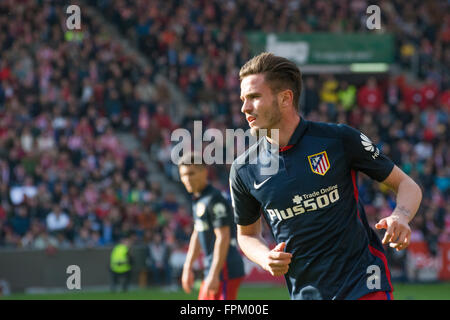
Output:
[
  {"xmin": 193, "ymin": 183, "xmax": 209, "ymax": 198},
  {"xmin": 266, "ymin": 114, "xmax": 301, "ymax": 148}
]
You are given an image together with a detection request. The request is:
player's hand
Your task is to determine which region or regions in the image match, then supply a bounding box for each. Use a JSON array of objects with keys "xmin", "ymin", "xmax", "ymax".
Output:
[
  {"xmin": 204, "ymin": 273, "xmax": 220, "ymax": 297},
  {"xmin": 264, "ymin": 242, "xmax": 292, "ymax": 276},
  {"xmin": 181, "ymin": 266, "xmax": 194, "ymax": 294},
  {"xmin": 375, "ymin": 214, "xmax": 411, "ymax": 251}
]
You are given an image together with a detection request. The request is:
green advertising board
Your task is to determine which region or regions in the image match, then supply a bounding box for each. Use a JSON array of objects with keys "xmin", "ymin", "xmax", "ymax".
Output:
[{"xmin": 246, "ymin": 32, "xmax": 394, "ymax": 65}]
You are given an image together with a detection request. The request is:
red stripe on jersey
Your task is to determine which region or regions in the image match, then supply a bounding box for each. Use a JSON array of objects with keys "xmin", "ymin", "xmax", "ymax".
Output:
[
  {"xmin": 350, "ymin": 169, "xmax": 361, "ymax": 220},
  {"xmin": 279, "ymin": 145, "xmax": 293, "ymax": 152},
  {"xmin": 368, "ymin": 245, "xmax": 394, "ymax": 292},
  {"xmin": 352, "ymin": 169, "xmax": 394, "ymax": 294}
]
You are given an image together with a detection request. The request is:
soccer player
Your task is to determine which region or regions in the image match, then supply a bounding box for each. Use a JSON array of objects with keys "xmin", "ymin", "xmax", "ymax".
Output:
[
  {"xmin": 178, "ymin": 153, "xmax": 245, "ymax": 300},
  {"xmin": 229, "ymin": 52, "xmax": 422, "ymax": 300}
]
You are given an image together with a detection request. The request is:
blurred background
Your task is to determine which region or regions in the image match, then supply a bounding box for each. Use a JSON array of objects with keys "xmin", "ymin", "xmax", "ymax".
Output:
[{"xmin": 0, "ymin": 0, "xmax": 448, "ymax": 299}]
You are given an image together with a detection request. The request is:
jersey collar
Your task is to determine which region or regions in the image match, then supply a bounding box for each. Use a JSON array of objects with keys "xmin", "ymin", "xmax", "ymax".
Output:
[
  {"xmin": 288, "ymin": 117, "xmax": 308, "ymax": 146},
  {"xmin": 192, "ymin": 184, "xmax": 213, "ymax": 201},
  {"xmin": 265, "ymin": 117, "xmax": 308, "ymax": 153}
]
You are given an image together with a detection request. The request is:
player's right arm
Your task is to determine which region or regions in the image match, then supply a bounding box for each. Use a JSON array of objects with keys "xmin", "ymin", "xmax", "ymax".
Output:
[
  {"xmin": 230, "ymin": 163, "xmax": 292, "ymax": 276},
  {"xmin": 182, "ymin": 229, "xmax": 201, "ymax": 293},
  {"xmin": 237, "ymin": 218, "xmax": 292, "ymax": 276}
]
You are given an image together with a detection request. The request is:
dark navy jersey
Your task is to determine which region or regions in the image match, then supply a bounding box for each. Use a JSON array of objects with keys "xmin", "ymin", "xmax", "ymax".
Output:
[
  {"xmin": 192, "ymin": 185, "xmax": 245, "ymax": 280},
  {"xmin": 230, "ymin": 118, "xmax": 395, "ymax": 300}
]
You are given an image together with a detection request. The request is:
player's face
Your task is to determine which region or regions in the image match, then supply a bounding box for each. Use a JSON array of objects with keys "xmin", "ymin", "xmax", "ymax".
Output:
[
  {"xmin": 240, "ymin": 74, "xmax": 282, "ymax": 136},
  {"xmin": 179, "ymin": 164, "xmax": 208, "ymax": 194}
]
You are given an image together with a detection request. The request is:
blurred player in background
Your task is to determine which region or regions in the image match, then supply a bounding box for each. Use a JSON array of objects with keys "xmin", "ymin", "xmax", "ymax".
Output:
[
  {"xmin": 230, "ymin": 52, "xmax": 422, "ymax": 300},
  {"xmin": 178, "ymin": 153, "xmax": 245, "ymax": 300}
]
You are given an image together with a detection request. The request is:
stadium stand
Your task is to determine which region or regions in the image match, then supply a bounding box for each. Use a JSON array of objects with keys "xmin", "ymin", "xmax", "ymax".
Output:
[
  {"xmin": 0, "ymin": 0, "xmax": 448, "ymax": 284},
  {"xmin": 0, "ymin": 0, "xmax": 192, "ymax": 252}
]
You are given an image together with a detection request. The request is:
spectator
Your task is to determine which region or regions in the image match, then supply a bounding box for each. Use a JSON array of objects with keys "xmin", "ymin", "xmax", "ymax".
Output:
[
  {"xmin": 46, "ymin": 205, "xmax": 70, "ymax": 234},
  {"xmin": 74, "ymin": 225, "xmax": 102, "ymax": 248},
  {"xmin": 357, "ymin": 77, "xmax": 384, "ymax": 112},
  {"xmin": 137, "ymin": 206, "xmax": 157, "ymax": 233},
  {"xmin": 420, "ymin": 78, "xmax": 439, "ymax": 109},
  {"xmin": 110, "ymin": 235, "xmax": 134, "ymax": 293},
  {"xmin": 146, "ymin": 233, "xmax": 172, "ymax": 287},
  {"xmin": 302, "ymin": 77, "xmax": 320, "ymax": 116},
  {"xmin": 135, "ymin": 76, "xmax": 157, "ymax": 104},
  {"xmin": 100, "ymin": 215, "xmax": 116, "ymax": 245},
  {"xmin": 10, "ymin": 205, "xmax": 30, "ymax": 238},
  {"xmin": 9, "ymin": 176, "xmax": 37, "ymax": 205},
  {"xmin": 319, "ymin": 75, "xmax": 339, "ymax": 107},
  {"xmin": 32, "ymin": 230, "xmax": 59, "ymax": 250},
  {"xmin": 337, "ymin": 81, "xmax": 357, "ymax": 112},
  {"xmin": 385, "ymin": 76, "xmax": 403, "ymax": 109}
]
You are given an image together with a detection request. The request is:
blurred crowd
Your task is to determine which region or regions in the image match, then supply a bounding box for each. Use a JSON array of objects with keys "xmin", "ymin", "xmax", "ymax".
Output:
[
  {"xmin": 0, "ymin": 0, "xmax": 192, "ymax": 252},
  {"xmin": 99, "ymin": 0, "xmax": 449, "ymax": 107},
  {"xmin": 0, "ymin": 0, "xmax": 448, "ymax": 282}
]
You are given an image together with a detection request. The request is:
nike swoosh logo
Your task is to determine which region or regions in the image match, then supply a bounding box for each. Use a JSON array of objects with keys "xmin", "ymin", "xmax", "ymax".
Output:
[{"xmin": 253, "ymin": 177, "xmax": 272, "ymax": 190}]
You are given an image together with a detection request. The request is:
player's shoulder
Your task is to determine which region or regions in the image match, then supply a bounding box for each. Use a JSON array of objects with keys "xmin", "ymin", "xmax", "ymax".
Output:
[
  {"xmin": 230, "ymin": 136, "xmax": 265, "ymax": 175},
  {"xmin": 305, "ymin": 120, "xmax": 352, "ymax": 139},
  {"xmin": 201, "ymin": 184, "xmax": 225, "ymax": 203},
  {"xmin": 209, "ymin": 186, "xmax": 227, "ymax": 202},
  {"xmin": 206, "ymin": 187, "xmax": 232, "ymax": 214}
]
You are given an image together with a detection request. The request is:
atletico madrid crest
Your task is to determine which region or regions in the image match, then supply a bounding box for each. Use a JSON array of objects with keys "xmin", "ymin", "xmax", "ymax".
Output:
[
  {"xmin": 308, "ymin": 151, "xmax": 330, "ymax": 176},
  {"xmin": 196, "ymin": 202, "xmax": 206, "ymax": 217}
]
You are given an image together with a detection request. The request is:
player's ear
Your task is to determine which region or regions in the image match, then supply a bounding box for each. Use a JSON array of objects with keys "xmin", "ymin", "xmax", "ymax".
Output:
[{"xmin": 278, "ymin": 89, "xmax": 293, "ymax": 109}]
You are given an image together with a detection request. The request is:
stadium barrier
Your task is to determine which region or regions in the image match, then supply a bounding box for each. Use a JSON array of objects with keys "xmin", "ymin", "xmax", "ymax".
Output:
[
  {"xmin": 0, "ymin": 246, "xmax": 148, "ymax": 293},
  {"xmin": 1, "ymin": 241, "xmax": 448, "ymax": 294}
]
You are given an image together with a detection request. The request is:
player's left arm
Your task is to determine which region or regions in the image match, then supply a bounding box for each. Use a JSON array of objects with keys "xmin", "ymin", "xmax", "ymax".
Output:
[
  {"xmin": 204, "ymin": 225, "xmax": 230, "ymax": 295},
  {"xmin": 339, "ymin": 124, "xmax": 422, "ymax": 251},
  {"xmin": 376, "ymin": 165, "xmax": 422, "ymax": 251}
]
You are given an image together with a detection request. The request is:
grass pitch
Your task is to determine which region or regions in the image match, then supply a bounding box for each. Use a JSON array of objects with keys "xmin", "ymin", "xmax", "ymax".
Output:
[{"xmin": 2, "ymin": 282, "xmax": 450, "ymax": 300}]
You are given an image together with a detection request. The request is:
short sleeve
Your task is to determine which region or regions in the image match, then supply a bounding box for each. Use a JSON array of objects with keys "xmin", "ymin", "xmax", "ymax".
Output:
[
  {"xmin": 339, "ymin": 124, "xmax": 394, "ymax": 182},
  {"xmin": 229, "ymin": 163, "xmax": 261, "ymax": 226},
  {"xmin": 208, "ymin": 197, "xmax": 232, "ymax": 229}
]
